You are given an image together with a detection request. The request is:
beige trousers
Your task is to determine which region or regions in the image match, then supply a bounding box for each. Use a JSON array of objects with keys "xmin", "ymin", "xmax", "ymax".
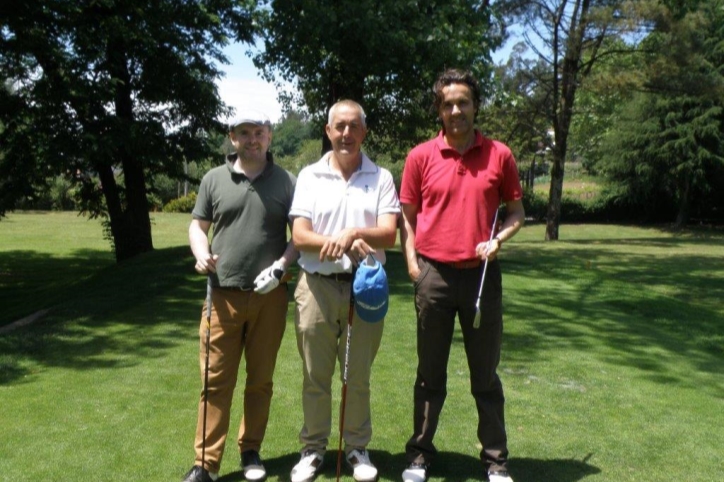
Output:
[{"xmin": 294, "ymin": 271, "xmax": 384, "ymax": 455}]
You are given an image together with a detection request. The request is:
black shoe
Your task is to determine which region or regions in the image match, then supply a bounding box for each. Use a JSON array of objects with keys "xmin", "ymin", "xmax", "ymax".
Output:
[
  {"xmin": 241, "ymin": 450, "xmax": 267, "ymax": 481},
  {"xmin": 182, "ymin": 465, "xmax": 218, "ymax": 482}
]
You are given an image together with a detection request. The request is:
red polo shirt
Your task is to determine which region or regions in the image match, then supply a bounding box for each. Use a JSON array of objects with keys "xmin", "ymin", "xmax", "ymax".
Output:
[{"xmin": 400, "ymin": 130, "xmax": 523, "ymax": 263}]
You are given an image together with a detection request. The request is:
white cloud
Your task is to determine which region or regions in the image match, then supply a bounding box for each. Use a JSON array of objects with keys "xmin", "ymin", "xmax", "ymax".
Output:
[{"xmin": 217, "ymin": 75, "xmax": 284, "ymax": 123}]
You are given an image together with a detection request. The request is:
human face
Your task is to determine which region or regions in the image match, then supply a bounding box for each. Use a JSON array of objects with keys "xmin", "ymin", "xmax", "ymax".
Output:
[
  {"xmin": 438, "ymin": 82, "xmax": 476, "ymax": 143},
  {"xmin": 325, "ymin": 105, "xmax": 367, "ymax": 157},
  {"xmin": 229, "ymin": 123, "xmax": 272, "ymax": 163}
]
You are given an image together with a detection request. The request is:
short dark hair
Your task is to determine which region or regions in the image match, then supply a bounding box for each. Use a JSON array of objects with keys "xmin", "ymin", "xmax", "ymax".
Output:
[{"xmin": 432, "ymin": 68, "xmax": 481, "ymax": 115}]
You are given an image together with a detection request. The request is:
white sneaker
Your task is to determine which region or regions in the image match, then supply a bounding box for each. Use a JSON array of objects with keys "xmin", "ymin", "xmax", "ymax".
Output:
[
  {"xmin": 291, "ymin": 450, "xmax": 324, "ymax": 482},
  {"xmin": 401, "ymin": 463, "xmax": 427, "ymax": 482},
  {"xmin": 347, "ymin": 449, "xmax": 378, "ymax": 482},
  {"xmin": 488, "ymin": 469, "xmax": 514, "ymax": 482}
]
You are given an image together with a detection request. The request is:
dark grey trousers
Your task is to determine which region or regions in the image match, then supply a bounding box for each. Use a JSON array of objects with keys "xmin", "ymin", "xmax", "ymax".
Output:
[{"xmin": 405, "ymin": 255, "xmax": 509, "ymax": 473}]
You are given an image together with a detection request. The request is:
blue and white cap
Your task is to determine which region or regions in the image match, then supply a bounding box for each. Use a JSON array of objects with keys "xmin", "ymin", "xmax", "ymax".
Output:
[{"xmin": 353, "ymin": 255, "xmax": 389, "ymax": 323}]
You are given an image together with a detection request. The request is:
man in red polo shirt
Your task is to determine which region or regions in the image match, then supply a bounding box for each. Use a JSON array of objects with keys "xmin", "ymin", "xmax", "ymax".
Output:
[{"xmin": 399, "ymin": 69, "xmax": 525, "ymax": 482}]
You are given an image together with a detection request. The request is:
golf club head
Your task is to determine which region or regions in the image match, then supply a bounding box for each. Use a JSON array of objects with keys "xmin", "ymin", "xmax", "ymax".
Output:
[{"xmin": 473, "ymin": 305, "xmax": 482, "ymax": 328}]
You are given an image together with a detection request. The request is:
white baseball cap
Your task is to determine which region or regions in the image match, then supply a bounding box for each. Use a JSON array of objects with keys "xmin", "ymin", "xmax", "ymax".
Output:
[{"xmin": 228, "ymin": 108, "xmax": 271, "ymax": 131}]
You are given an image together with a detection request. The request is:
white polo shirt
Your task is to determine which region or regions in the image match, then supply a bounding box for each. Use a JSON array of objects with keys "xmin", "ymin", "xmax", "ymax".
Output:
[{"xmin": 290, "ymin": 152, "xmax": 400, "ymax": 275}]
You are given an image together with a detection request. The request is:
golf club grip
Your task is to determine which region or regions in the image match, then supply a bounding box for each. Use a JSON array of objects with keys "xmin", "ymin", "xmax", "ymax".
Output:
[{"xmin": 206, "ymin": 281, "xmax": 212, "ymax": 322}]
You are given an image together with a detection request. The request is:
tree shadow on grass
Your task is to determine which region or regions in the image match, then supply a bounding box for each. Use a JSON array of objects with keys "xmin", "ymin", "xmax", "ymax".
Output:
[
  {"xmin": 0, "ymin": 246, "xmax": 241, "ymax": 384},
  {"xmin": 501, "ymin": 237, "xmax": 724, "ymax": 398},
  {"xmin": 0, "ymin": 248, "xmax": 114, "ymax": 325},
  {"xmin": 3, "ymin": 236, "xmax": 722, "ymax": 398},
  {"xmin": 404, "ymin": 232, "xmax": 724, "ymax": 399}
]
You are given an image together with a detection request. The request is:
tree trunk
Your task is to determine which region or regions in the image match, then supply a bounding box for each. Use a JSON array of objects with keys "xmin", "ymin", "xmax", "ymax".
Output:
[
  {"xmin": 543, "ymin": 0, "xmax": 592, "ymax": 241},
  {"xmin": 105, "ymin": 35, "xmax": 153, "ymax": 262},
  {"xmin": 674, "ymin": 174, "xmax": 691, "ymax": 229},
  {"xmin": 320, "ymin": 73, "xmax": 365, "ymax": 155},
  {"xmin": 530, "ymin": 156, "xmax": 537, "ymax": 189},
  {"xmin": 545, "ymin": 149, "xmax": 565, "ymax": 240}
]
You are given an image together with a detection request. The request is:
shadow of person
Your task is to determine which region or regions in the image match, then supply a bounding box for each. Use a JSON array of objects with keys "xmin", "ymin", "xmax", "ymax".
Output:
[
  {"xmin": 217, "ymin": 449, "xmax": 600, "ymax": 481},
  {"xmin": 508, "ymin": 454, "xmax": 601, "ymax": 482},
  {"xmin": 375, "ymin": 450, "xmax": 600, "ymax": 482},
  {"xmin": 216, "ymin": 449, "xmax": 406, "ymax": 481},
  {"xmin": 216, "ymin": 452, "xmax": 300, "ymax": 482},
  {"xmin": 429, "ymin": 451, "xmax": 601, "ymax": 482}
]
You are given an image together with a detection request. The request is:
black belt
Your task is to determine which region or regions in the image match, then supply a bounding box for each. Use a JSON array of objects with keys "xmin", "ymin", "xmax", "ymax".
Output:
[
  {"xmin": 420, "ymin": 254, "xmax": 482, "ymax": 270},
  {"xmin": 308, "ymin": 271, "xmax": 354, "ymax": 282}
]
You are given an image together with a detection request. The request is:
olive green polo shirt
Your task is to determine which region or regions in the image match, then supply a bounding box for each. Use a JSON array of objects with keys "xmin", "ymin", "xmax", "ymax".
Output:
[{"xmin": 192, "ymin": 155, "xmax": 296, "ymax": 288}]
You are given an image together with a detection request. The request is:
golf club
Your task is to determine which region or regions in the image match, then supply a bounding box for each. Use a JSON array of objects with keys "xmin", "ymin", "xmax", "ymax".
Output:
[
  {"xmin": 201, "ymin": 280, "xmax": 212, "ymax": 472},
  {"xmin": 473, "ymin": 209, "xmax": 500, "ymax": 329},
  {"xmin": 336, "ymin": 273, "xmax": 356, "ymax": 482}
]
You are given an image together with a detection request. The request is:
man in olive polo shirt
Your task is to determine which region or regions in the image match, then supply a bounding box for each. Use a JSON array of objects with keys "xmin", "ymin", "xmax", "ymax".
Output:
[{"xmin": 183, "ymin": 109, "xmax": 297, "ymax": 482}]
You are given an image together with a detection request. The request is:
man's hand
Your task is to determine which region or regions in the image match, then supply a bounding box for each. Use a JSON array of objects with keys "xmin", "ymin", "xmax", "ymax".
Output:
[
  {"xmin": 195, "ymin": 254, "xmax": 219, "ymax": 274},
  {"xmin": 346, "ymin": 239, "xmax": 375, "ymax": 265},
  {"xmin": 254, "ymin": 260, "xmax": 285, "ymax": 294},
  {"xmin": 319, "ymin": 228, "xmax": 358, "ymax": 261},
  {"xmin": 475, "ymin": 238, "xmax": 501, "ymax": 261},
  {"xmin": 408, "ymin": 264, "xmax": 421, "ymax": 282}
]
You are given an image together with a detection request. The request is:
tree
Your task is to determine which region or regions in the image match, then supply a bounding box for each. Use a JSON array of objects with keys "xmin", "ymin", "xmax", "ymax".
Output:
[
  {"xmin": 479, "ymin": 44, "xmax": 555, "ymax": 186},
  {"xmin": 596, "ymin": 0, "xmax": 724, "ymax": 227},
  {"xmin": 254, "ymin": 0, "xmax": 503, "ymax": 156},
  {"xmin": 566, "ymin": 37, "xmax": 640, "ymax": 174},
  {"xmin": 270, "ymin": 110, "xmax": 316, "ymax": 159},
  {"xmin": 0, "ymin": 0, "xmax": 258, "ymax": 261},
  {"xmin": 500, "ymin": 0, "xmax": 642, "ymax": 240}
]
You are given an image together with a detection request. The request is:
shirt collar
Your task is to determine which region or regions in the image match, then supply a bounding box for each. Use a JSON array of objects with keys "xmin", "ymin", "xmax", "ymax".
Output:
[
  {"xmin": 225, "ymin": 153, "xmax": 274, "ymax": 177},
  {"xmin": 435, "ymin": 129, "xmax": 484, "ymax": 155},
  {"xmin": 309, "ymin": 151, "xmax": 378, "ymax": 176}
]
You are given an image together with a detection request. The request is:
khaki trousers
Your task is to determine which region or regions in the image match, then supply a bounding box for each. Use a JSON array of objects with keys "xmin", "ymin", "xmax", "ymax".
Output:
[
  {"xmin": 294, "ymin": 271, "xmax": 384, "ymax": 455},
  {"xmin": 194, "ymin": 284, "xmax": 288, "ymax": 473}
]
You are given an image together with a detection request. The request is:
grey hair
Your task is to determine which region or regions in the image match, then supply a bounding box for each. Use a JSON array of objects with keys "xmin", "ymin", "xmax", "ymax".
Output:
[{"xmin": 327, "ymin": 100, "xmax": 367, "ymax": 127}]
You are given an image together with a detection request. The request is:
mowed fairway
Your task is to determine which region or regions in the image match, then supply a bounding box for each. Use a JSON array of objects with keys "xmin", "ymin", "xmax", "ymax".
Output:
[{"xmin": 1, "ymin": 212, "xmax": 722, "ymax": 481}]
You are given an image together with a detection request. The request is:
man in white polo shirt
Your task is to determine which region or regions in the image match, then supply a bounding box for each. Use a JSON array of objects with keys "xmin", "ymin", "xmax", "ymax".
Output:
[{"xmin": 288, "ymin": 99, "xmax": 400, "ymax": 482}]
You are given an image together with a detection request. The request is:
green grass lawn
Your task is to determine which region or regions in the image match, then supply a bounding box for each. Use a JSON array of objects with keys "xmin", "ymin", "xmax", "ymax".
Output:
[{"xmin": 1, "ymin": 212, "xmax": 722, "ymax": 481}]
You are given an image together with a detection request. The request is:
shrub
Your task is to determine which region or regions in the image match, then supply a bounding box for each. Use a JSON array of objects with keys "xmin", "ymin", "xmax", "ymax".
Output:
[
  {"xmin": 163, "ymin": 192, "xmax": 197, "ymax": 213},
  {"xmin": 522, "ymin": 187, "xmax": 548, "ymax": 221}
]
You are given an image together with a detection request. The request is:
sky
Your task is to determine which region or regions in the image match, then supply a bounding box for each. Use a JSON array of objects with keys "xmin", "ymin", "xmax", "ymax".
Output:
[
  {"xmin": 216, "ymin": 40, "xmax": 518, "ymax": 124},
  {"xmin": 215, "ymin": 43, "xmax": 287, "ymax": 123}
]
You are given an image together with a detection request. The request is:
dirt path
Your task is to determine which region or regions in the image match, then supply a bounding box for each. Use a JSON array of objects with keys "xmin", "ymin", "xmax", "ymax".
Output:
[{"xmin": 0, "ymin": 309, "xmax": 50, "ymax": 335}]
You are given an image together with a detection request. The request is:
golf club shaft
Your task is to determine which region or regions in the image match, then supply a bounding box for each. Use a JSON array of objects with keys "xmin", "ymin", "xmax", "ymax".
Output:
[
  {"xmin": 202, "ymin": 281, "xmax": 212, "ymax": 470},
  {"xmin": 473, "ymin": 209, "xmax": 500, "ymax": 328},
  {"xmin": 336, "ymin": 284, "xmax": 355, "ymax": 481}
]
